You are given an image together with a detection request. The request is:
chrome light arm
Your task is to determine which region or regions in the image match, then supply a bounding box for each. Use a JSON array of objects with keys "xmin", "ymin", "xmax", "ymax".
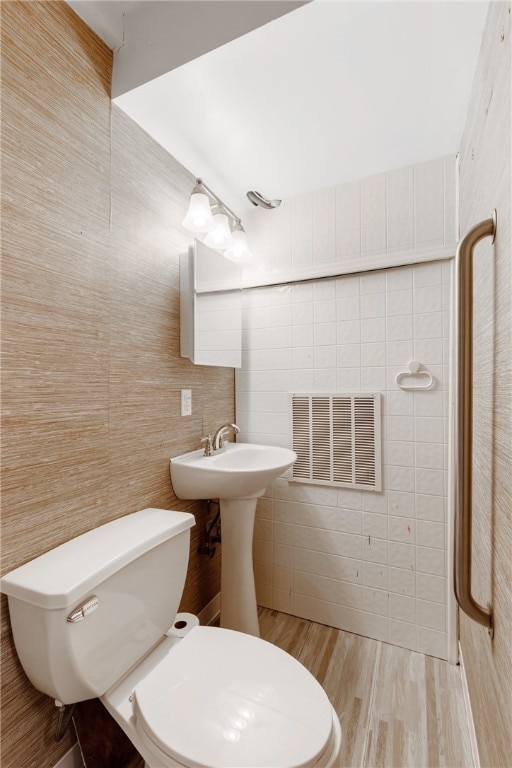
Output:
[{"xmin": 454, "ymin": 210, "xmax": 496, "ymax": 635}]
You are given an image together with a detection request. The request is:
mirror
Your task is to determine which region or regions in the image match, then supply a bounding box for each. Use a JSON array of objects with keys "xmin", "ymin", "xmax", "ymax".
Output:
[{"xmin": 180, "ymin": 239, "xmax": 242, "ymax": 368}]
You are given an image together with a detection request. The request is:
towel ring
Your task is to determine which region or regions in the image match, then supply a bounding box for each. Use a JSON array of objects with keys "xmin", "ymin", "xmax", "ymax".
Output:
[{"xmin": 395, "ymin": 360, "xmax": 434, "ymax": 390}]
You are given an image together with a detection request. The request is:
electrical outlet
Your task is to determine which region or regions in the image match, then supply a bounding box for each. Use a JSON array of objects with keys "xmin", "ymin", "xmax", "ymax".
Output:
[{"xmin": 181, "ymin": 389, "xmax": 192, "ymax": 416}]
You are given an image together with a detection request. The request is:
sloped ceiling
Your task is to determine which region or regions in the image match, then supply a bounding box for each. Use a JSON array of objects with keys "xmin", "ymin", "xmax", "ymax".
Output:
[{"xmin": 69, "ymin": 1, "xmax": 489, "ymax": 213}]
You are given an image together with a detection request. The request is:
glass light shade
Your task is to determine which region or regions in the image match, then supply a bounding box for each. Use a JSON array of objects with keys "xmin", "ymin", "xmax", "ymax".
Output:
[
  {"xmin": 224, "ymin": 229, "xmax": 252, "ymax": 263},
  {"xmin": 204, "ymin": 212, "xmax": 234, "ymax": 250},
  {"xmin": 182, "ymin": 192, "xmax": 215, "ymax": 233}
]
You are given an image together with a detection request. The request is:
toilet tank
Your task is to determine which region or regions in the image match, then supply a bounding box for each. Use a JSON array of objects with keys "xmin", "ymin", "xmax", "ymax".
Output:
[{"xmin": 0, "ymin": 508, "xmax": 195, "ymax": 704}]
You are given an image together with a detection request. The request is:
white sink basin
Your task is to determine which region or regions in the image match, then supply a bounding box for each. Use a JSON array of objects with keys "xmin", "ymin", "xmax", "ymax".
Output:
[{"xmin": 170, "ymin": 442, "xmax": 297, "ymax": 500}]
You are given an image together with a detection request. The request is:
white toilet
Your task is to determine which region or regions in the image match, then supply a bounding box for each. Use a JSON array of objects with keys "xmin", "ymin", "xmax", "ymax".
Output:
[{"xmin": 1, "ymin": 508, "xmax": 341, "ymax": 768}]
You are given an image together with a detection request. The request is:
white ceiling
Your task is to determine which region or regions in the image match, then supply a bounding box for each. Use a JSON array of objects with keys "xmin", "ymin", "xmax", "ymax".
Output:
[{"xmin": 112, "ymin": 1, "xmax": 488, "ymax": 213}]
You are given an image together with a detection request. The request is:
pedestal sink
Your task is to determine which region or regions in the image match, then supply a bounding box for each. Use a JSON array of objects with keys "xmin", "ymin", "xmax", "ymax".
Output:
[{"xmin": 170, "ymin": 443, "xmax": 296, "ymax": 636}]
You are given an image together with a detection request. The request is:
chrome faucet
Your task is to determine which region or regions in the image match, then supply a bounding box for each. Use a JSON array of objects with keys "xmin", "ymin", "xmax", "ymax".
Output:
[{"xmin": 212, "ymin": 422, "xmax": 240, "ymax": 451}]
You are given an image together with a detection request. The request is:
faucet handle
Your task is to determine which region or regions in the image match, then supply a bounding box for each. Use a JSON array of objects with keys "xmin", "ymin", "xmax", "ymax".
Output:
[{"xmin": 201, "ymin": 435, "xmax": 214, "ymax": 456}]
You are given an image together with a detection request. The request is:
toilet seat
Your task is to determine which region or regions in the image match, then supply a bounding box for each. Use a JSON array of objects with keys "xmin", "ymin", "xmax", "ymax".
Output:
[{"xmin": 133, "ymin": 626, "xmax": 336, "ymax": 768}]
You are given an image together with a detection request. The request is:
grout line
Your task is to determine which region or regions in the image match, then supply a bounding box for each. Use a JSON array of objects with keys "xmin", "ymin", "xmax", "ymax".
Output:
[{"xmin": 360, "ymin": 639, "xmax": 382, "ymax": 767}]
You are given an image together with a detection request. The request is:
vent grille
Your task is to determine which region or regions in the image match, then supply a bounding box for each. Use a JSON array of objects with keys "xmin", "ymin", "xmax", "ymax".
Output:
[{"xmin": 291, "ymin": 393, "xmax": 381, "ymax": 491}]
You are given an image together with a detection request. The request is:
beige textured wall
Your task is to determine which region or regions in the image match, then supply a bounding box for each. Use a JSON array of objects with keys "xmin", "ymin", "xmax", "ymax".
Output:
[
  {"xmin": 458, "ymin": 3, "xmax": 512, "ymax": 766},
  {"xmin": 0, "ymin": 3, "xmax": 233, "ymax": 766}
]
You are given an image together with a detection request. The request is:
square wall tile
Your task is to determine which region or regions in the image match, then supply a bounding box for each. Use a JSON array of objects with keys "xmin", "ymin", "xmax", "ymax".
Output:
[
  {"xmin": 359, "ymin": 611, "xmax": 389, "ymax": 643},
  {"xmin": 336, "ymin": 296, "xmax": 360, "ymax": 321},
  {"xmin": 416, "ymin": 573, "xmax": 446, "ymax": 604},
  {"xmin": 387, "ymin": 290, "xmax": 413, "ymax": 317},
  {"xmin": 256, "ymin": 583, "xmax": 273, "ymax": 608},
  {"xmin": 388, "ymin": 541, "xmax": 415, "ymax": 570},
  {"xmin": 338, "ymin": 229, "xmax": 361, "ymax": 258},
  {"xmin": 417, "ymin": 627, "xmax": 446, "ymax": 658},
  {"xmin": 273, "ymin": 565, "xmax": 293, "ymax": 591},
  {"xmin": 414, "ymin": 158, "xmax": 444, "ymax": 216},
  {"xmin": 363, "ymin": 561, "xmax": 388, "ymax": 589},
  {"xmin": 362, "ymin": 587, "xmax": 389, "ymax": 617},
  {"xmin": 293, "ymin": 594, "xmax": 316, "ymax": 620},
  {"xmin": 336, "ymin": 180, "xmax": 361, "ymax": 232},
  {"xmin": 293, "ymin": 569, "xmax": 316, "ymax": 597},
  {"xmin": 316, "ymin": 575, "xmax": 362, "ymax": 608},
  {"xmin": 337, "ymin": 344, "xmax": 361, "ymax": 368},
  {"xmin": 386, "ymin": 465, "xmax": 415, "ymax": 493},
  {"xmin": 387, "ymin": 441, "xmax": 414, "ymax": 467},
  {"xmin": 361, "ymin": 174, "xmax": 386, "ymax": 227},
  {"xmin": 314, "ymin": 233, "xmax": 336, "ymax": 264},
  {"xmin": 360, "ymin": 272, "xmax": 386, "ymax": 294},
  {"xmin": 337, "ymin": 367, "xmax": 361, "ymax": 390},
  {"xmin": 336, "ymin": 275, "xmax": 360, "ymax": 297},
  {"xmin": 387, "ymin": 315, "xmax": 413, "ymax": 341},
  {"xmin": 363, "ymin": 512, "xmax": 388, "ymax": 539},
  {"xmin": 273, "ymin": 587, "xmax": 293, "ymax": 614},
  {"xmin": 361, "ymin": 293, "xmax": 386, "ymax": 319},
  {"xmin": 254, "ymin": 517, "xmax": 272, "ymax": 541},
  {"xmin": 388, "ymin": 566, "xmax": 416, "ymax": 597},
  {"xmin": 418, "ymin": 599, "xmax": 446, "ymax": 631},
  {"xmin": 313, "ymin": 187, "xmax": 336, "ymax": 235},
  {"xmin": 338, "ymin": 508, "xmax": 362, "ymax": 534},
  {"xmin": 415, "ymin": 211, "xmax": 444, "ymax": 246},
  {"xmin": 274, "ymin": 521, "xmax": 294, "ymax": 546},
  {"xmin": 417, "ymin": 520, "xmax": 445, "ymax": 549},
  {"xmin": 416, "ymin": 546, "xmax": 445, "ymax": 576},
  {"xmin": 415, "ymin": 468, "xmax": 444, "ymax": 496},
  {"xmin": 361, "ymin": 224, "xmax": 386, "ymax": 255},
  {"xmin": 386, "ymin": 340, "xmax": 414, "ymax": 366},
  {"xmin": 363, "ymin": 536, "xmax": 387, "ymax": 564},
  {"xmin": 413, "ymin": 262, "xmax": 443, "ymax": 288},
  {"xmin": 389, "ymin": 592, "xmax": 416, "ymax": 623},
  {"xmin": 362, "ymin": 317, "xmax": 386, "ymax": 343},
  {"xmin": 338, "ymin": 489, "xmax": 363, "ymax": 509},
  {"xmin": 337, "ymin": 319, "xmax": 361, "ymax": 344},
  {"xmin": 338, "ymin": 532, "xmax": 363, "ymax": 559},
  {"xmin": 389, "ymin": 619, "xmax": 417, "ymax": 651},
  {"xmin": 362, "ymin": 492, "xmax": 388, "ymax": 513},
  {"xmin": 387, "ymin": 166, "xmax": 414, "ymax": 222},
  {"xmin": 295, "ymin": 525, "xmax": 338, "ymax": 554},
  {"xmin": 388, "ymin": 516, "xmax": 415, "ymax": 544},
  {"xmin": 414, "ymin": 285, "xmax": 443, "ymax": 314},
  {"xmin": 387, "ymin": 267, "xmax": 413, "ymax": 291},
  {"xmin": 314, "ymin": 368, "xmax": 336, "ymax": 390}
]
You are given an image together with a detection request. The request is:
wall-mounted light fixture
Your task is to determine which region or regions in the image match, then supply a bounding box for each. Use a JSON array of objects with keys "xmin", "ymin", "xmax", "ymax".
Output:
[{"xmin": 182, "ymin": 179, "xmax": 252, "ymax": 262}]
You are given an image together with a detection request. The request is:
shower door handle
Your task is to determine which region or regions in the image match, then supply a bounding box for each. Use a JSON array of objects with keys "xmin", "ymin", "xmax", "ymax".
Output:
[{"xmin": 453, "ymin": 210, "xmax": 496, "ymax": 635}]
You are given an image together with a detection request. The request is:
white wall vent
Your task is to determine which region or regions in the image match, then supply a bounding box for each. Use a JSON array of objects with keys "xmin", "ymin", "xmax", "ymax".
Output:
[{"xmin": 291, "ymin": 393, "xmax": 382, "ymax": 491}]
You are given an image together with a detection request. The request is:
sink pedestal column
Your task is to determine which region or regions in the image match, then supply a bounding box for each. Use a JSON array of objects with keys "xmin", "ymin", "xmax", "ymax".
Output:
[{"xmin": 219, "ymin": 497, "xmax": 261, "ymax": 637}]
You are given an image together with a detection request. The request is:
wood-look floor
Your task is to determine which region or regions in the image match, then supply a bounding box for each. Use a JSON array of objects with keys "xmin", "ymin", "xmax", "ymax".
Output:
[
  {"xmin": 258, "ymin": 607, "xmax": 474, "ymax": 768},
  {"xmin": 82, "ymin": 607, "xmax": 473, "ymax": 768}
]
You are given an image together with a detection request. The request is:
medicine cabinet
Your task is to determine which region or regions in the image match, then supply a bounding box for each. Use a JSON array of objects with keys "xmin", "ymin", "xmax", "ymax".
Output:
[{"xmin": 180, "ymin": 239, "xmax": 242, "ymax": 368}]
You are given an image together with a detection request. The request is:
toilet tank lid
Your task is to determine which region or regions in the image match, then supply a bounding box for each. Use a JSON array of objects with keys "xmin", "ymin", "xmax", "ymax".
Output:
[{"xmin": 0, "ymin": 509, "xmax": 195, "ymax": 610}]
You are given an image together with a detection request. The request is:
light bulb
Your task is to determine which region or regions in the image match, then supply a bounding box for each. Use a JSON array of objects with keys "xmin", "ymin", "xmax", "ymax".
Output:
[
  {"xmin": 204, "ymin": 212, "xmax": 234, "ymax": 250},
  {"xmin": 182, "ymin": 190, "xmax": 215, "ymax": 233},
  {"xmin": 224, "ymin": 228, "xmax": 252, "ymax": 263}
]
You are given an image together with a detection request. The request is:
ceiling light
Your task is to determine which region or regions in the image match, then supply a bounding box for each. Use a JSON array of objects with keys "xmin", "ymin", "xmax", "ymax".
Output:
[
  {"xmin": 182, "ymin": 178, "xmax": 252, "ymax": 262},
  {"xmin": 204, "ymin": 209, "xmax": 234, "ymax": 251},
  {"xmin": 182, "ymin": 180, "xmax": 215, "ymax": 233},
  {"xmin": 224, "ymin": 223, "xmax": 252, "ymax": 263}
]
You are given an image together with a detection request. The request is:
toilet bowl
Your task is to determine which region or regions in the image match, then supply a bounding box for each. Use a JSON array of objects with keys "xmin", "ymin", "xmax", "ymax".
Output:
[
  {"xmin": 103, "ymin": 625, "xmax": 342, "ymax": 768},
  {"xmin": 0, "ymin": 509, "xmax": 342, "ymax": 768}
]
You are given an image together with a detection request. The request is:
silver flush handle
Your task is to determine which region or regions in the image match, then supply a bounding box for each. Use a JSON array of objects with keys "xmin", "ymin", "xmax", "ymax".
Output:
[{"xmin": 67, "ymin": 595, "xmax": 99, "ymax": 623}]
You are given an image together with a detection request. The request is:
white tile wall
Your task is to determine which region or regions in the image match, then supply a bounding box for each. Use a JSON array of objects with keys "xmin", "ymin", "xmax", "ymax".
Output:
[
  {"xmin": 238, "ymin": 157, "xmax": 454, "ymax": 661},
  {"xmin": 242, "ymin": 156, "xmax": 456, "ymax": 282}
]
